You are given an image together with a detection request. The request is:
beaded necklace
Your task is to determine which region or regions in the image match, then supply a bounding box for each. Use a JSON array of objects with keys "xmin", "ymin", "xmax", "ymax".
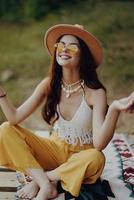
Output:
[{"xmin": 61, "ymin": 79, "xmax": 84, "ymax": 98}]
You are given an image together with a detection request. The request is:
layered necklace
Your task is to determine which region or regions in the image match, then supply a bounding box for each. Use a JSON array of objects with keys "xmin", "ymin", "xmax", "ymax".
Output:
[{"xmin": 61, "ymin": 79, "xmax": 84, "ymax": 98}]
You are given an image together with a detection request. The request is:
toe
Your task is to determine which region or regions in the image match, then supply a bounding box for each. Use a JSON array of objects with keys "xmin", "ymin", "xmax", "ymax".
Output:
[{"xmin": 17, "ymin": 188, "xmax": 23, "ymax": 196}]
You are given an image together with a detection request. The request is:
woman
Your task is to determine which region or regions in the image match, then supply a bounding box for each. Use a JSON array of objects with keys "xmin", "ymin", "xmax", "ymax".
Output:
[{"xmin": 0, "ymin": 24, "xmax": 133, "ymax": 200}]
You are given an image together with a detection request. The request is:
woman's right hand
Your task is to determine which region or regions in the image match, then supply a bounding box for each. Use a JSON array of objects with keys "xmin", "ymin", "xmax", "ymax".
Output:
[{"xmin": 0, "ymin": 78, "xmax": 50, "ymax": 125}]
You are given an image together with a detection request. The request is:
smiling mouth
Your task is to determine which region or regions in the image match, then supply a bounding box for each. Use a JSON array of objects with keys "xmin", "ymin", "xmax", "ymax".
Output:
[{"xmin": 59, "ymin": 54, "xmax": 72, "ymax": 60}]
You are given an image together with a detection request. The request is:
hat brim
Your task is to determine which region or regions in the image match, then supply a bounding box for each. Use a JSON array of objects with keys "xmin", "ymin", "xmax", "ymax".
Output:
[{"xmin": 44, "ymin": 24, "xmax": 103, "ymax": 67}]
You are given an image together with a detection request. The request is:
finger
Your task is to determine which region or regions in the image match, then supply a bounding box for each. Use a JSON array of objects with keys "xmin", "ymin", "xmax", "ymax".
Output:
[
  {"xmin": 129, "ymin": 108, "xmax": 134, "ymax": 113},
  {"xmin": 127, "ymin": 93, "xmax": 134, "ymax": 100},
  {"xmin": 127, "ymin": 98, "xmax": 134, "ymax": 108},
  {"xmin": 125, "ymin": 105, "xmax": 134, "ymax": 112},
  {"xmin": 21, "ymin": 193, "xmax": 27, "ymax": 198},
  {"xmin": 18, "ymin": 191, "xmax": 26, "ymax": 198},
  {"xmin": 125, "ymin": 107, "xmax": 134, "ymax": 113},
  {"xmin": 18, "ymin": 193, "xmax": 24, "ymax": 198},
  {"xmin": 118, "ymin": 95, "xmax": 133, "ymax": 106},
  {"xmin": 130, "ymin": 91, "xmax": 134, "ymax": 97},
  {"xmin": 120, "ymin": 100, "xmax": 134, "ymax": 111}
]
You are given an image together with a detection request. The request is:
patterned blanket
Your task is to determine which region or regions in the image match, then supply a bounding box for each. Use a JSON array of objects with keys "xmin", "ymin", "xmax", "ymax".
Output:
[{"xmin": 102, "ymin": 133, "xmax": 134, "ymax": 200}]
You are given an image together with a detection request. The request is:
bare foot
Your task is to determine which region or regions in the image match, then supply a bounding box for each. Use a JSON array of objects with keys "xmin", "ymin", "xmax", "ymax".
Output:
[
  {"xmin": 34, "ymin": 182, "xmax": 58, "ymax": 200},
  {"xmin": 17, "ymin": 180, "xmax": 39, "ymax": 199}
]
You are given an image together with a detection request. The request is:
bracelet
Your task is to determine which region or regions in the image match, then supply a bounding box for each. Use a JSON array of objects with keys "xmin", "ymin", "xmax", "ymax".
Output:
[{"xmin": 0, "ymin": 93, "xmax": 6, "ymax": 98}]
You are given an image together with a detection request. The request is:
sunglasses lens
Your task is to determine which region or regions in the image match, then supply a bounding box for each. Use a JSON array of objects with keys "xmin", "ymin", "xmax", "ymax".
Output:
[
  {"xmin": 57, "ymin": 43, "xmax": 64, "ymax": 53},
  {"xmin": 55, "ymin": 43, "xmax": 79, "ymax": 55},
  {"xmin": 67, "ymin": 45, "xmax": 78, "ymax": 55}
]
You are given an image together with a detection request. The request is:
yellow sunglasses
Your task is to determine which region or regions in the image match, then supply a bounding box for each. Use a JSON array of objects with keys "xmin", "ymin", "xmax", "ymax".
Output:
[{"xmin": 54, "ymin": 42, "xmax": 79, "ymax": 56}]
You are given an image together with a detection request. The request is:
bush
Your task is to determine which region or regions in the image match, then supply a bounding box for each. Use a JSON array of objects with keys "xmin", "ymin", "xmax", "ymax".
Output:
[
  {"xmin": 0, "ymin": 0, "xmax": 23, "ymax": 21},
  {"xmin": 0, "ymin": 0, "xmax": 85, "ymax": 21}
]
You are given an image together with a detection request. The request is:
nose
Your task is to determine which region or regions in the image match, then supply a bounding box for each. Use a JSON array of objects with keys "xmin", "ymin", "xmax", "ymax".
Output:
[{"xmin": 62, "ymin": 45, "xmax": 67, "ymax": 52}]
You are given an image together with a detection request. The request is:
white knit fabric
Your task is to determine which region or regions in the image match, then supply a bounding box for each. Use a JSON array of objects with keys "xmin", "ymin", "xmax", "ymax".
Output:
[{"xmin": 53, "ymin": 95, "xmax": 93, "ymax": 145}]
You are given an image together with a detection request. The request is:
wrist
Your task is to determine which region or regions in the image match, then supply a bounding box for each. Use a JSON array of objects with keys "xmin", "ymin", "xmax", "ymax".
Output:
[
  {"xmin": 109, "ymin": 101, "xmax": 121, "ymax": 114},
  {"xmin": 0, "ymin": 93, "xmax": 7, "ymax": 99}
]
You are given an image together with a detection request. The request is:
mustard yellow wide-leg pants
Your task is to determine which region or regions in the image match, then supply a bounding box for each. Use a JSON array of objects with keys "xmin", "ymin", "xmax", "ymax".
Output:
[{"xmin": 0, "ymin": 122, "xmax": 105, "ymax": 197}]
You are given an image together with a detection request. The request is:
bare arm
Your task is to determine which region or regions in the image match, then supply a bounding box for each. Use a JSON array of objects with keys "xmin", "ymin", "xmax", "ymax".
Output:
[
  {"xmin": 0, "ymin": 77, "xmax": 50, "ymax": 125},
  {"xmin": 92, "ymin": 89, "xmax": 134, "ymax": 150}
]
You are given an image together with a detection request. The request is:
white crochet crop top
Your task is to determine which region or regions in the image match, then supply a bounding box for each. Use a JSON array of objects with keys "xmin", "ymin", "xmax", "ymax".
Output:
[{"xmin": 53, "ymin": 93, "xmax": 93, "ymax": 145}]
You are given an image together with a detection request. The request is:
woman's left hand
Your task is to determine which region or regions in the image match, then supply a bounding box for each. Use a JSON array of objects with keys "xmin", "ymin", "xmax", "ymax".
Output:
[{"xmin": 112, "ymin": 91, "xmax": 134, "ymax": 113}]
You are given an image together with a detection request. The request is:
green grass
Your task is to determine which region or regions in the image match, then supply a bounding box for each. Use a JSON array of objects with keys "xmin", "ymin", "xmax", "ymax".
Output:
[{"xmin": 0, "ymin": 1, "xmax": 134, "ymax": 132}]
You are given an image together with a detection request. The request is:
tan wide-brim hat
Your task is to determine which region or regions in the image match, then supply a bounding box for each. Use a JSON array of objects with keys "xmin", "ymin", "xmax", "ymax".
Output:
[{"xmin": 44, "ymin": 24, "xmax": 103, "ymax": 67}]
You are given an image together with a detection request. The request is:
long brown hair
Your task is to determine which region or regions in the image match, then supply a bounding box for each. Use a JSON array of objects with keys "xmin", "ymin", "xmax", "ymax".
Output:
[{"xmin": 42, "ymin": 36, "xmax": 106, "ymax": 125}]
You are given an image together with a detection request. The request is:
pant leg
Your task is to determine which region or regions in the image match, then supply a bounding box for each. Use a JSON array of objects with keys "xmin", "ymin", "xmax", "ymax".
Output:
[
  {"xmin": 55, "ymin": 148, "xmax": 105, "ymax": 197},
  {"xmin": 0, "ymin": 122, "xmax": 68, "ymax": 173}
]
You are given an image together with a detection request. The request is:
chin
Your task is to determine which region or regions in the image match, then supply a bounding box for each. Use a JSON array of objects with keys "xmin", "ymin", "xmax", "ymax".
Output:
[
  {"xmin": 57, "ymin": 60, "xmax": 71, "ymax": 67},
  {"xmin": 57, "ymin": 57, "xmax": 78, "ymax": 68}
]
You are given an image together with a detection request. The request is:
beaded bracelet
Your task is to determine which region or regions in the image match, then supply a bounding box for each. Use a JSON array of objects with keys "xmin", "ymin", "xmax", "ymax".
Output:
[{"xmin": 0, "ymin": 93, "xmax": 6, "ymax": 98}]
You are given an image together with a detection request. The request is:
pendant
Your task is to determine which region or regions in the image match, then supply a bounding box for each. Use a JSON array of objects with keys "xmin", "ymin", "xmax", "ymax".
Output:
[
  {"xmin": 66, "ymin": 92, "xmax": 70, "ymax": 98},
  {"xmin": 61, "ymin": 80, "xmax": 85, "ymax": 98}
]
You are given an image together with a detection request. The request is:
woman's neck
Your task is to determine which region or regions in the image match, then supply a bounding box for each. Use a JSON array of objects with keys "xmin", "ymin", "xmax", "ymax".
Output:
[{"xmin": 62, "ymin": 68, "xmax": 80, "ymax": 84}]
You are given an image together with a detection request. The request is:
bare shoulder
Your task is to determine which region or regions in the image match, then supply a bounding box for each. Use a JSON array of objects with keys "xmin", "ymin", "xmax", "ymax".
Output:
[
  {"xmin": 92, "ymin": 88, "xmax": 107, "ymax": 105},
  {"xmin": 85, "ymin": 87, "xmax": 107, "ymax": 106},
  {"xmin": 92, "ymin": 88, "xmax": 106, "ymax": 98},
  {"xmin": 35, "ymin": 77, "xmax": 51, "ymax": 96}
]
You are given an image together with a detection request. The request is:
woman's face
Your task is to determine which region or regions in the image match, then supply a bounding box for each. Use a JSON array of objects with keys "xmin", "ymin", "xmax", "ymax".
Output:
[{"xmin": 55, "ymin": 35, "xmax": 81, "ymax": 69}]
